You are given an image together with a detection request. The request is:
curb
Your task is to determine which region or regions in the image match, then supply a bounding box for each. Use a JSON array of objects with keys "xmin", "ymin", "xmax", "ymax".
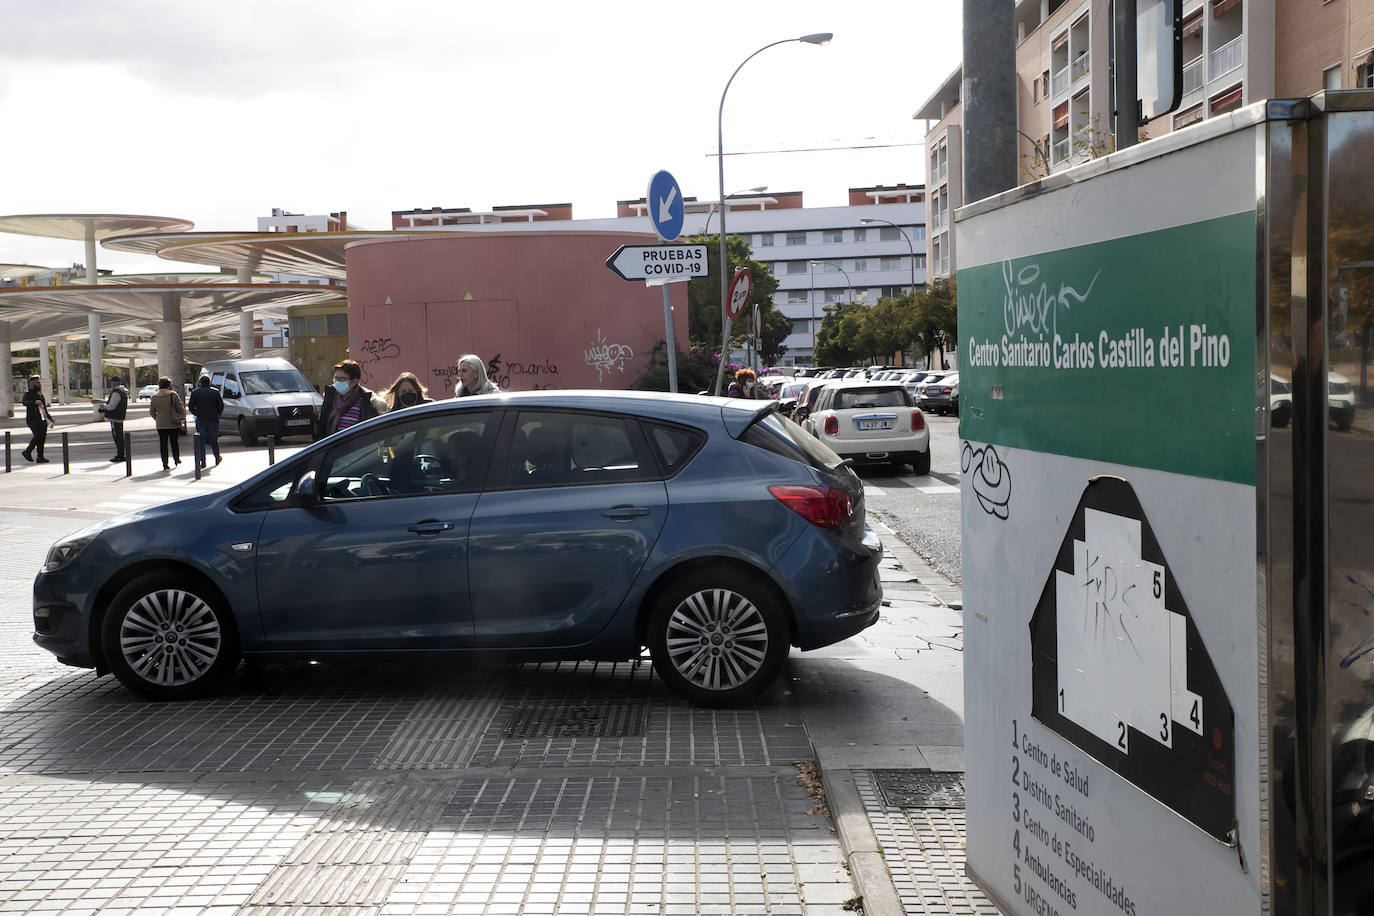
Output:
[
  {"xmin": 826, "ymin": 768, "xmax": 906, "ymax": 916},
  {"xmin": 819, "ymin": 518, "xmax": 965, "ymax": 916}
]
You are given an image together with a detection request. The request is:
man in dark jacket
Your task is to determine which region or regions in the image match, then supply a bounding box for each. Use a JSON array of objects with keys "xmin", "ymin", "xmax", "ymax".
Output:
[
  {"xmin": 20, "ymin": 376, "xmax": 50, "ymax": 463},
  {"xmin": 187, "ymin": 375, "xmax": 225, "ymax": 468},
  {"xmin": 97, "ymin": 376, "xmax": 129, "ymax": 462}
]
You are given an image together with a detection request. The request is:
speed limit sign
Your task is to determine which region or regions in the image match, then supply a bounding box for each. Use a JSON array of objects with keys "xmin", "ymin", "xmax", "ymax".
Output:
[{"xmin": 726, "ymin": 267, "xmax": 752, "ymax": 320}]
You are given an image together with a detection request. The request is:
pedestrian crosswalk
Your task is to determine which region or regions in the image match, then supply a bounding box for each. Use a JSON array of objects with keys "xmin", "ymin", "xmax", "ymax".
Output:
[
  {"xmin": 93, "ymin": 478, "xmax": 235, "ymax": 514},
  {"xmin": 863, "ymin": 475, "xmax": 961, "ymax": 497}
]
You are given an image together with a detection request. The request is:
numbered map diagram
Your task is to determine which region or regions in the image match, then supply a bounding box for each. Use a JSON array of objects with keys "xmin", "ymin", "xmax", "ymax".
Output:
[{"xmin": 1030, "ymin": 476, "xmax": 1236, "ymax": 842}]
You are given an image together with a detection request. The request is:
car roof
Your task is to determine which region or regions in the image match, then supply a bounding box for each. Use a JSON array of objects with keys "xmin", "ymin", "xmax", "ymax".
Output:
[
  {"xmin": 826, "ymin": 379, "xmax": 908, "ymax": 391},
  {"xmin": 398, "ymin": 388, "xmax": 774, "ymax": 434}
]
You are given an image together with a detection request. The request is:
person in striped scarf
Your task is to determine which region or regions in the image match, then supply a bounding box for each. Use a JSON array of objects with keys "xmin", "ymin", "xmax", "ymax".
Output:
[{"xmin": 315, "ymin": 359, "xmax": 387, "ymax": 441}]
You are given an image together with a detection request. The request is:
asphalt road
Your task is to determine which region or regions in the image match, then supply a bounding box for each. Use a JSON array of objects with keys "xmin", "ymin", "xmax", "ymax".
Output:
[{"xmin": 854, "ymin": 413, "xmax": 963, "ymax": 586}]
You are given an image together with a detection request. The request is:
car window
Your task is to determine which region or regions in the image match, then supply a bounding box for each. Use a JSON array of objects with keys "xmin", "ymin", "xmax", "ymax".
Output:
[
  {"xmin": 642, "ymin": 421, "xmax": 706, "ymax": 477},
  {"xmin": 834, "ymin": 387, "xmax": 910, "ymax": 410},
  {"xmin": 321, "ymin": 412, "xmax": 492, "ymax": 499},
  {"xmin": 499, "ymin": 411, "xmax": 648, "ymax": 488},
  {"xmin": 222, "ymin": 377, "xmax": 242, "ymax": 398},
  {"xmin": 741, "ymin": 413, "xmax": 846, "ymax": 472},
  {"xmin": 233, "ymin": 465, "xmax": 303, "ymax": 511},
  {"xmin": 240, "ymin": 369, "xmax": 314, "ymax": 395}
]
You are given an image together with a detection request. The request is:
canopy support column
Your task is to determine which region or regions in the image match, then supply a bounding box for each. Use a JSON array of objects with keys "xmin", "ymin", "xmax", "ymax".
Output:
[
  {"xmin": 88, "ymin": 314, "xmax": 103, "ymax": 403},
  {"xmin": 0, "ymin": 321, "xmax": 11, "ymax": 418},
  {"xmin": 38, "ymin": 337, "xmax": 51, "ymax": 402},
  {"xmin": 236, "ymin": 268, "xmax": 256, "ymax": 359},
  {"xmin": 56, "ymin": 338, "xmax": 70, "ymax": 405},
  {"xmin": 160, "ymin": 292, "xmax": 184, "ymax": 387}
]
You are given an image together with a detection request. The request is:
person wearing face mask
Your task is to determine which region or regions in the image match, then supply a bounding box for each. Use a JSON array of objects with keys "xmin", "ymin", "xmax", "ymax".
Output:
[
  {"xmin": 20, "ymin": 375, "xmax": 51, "ymax": 463},
  {"xmin": 384, "ymin": 372, "xmax": 433, "ymax": 411},
  {"xmin": 727, "ymin": 367, "xmax": 762, "ymax": 399},
  {"xmin": 315, "ymin": 358, "xmax": 387, "ymax": 441}
]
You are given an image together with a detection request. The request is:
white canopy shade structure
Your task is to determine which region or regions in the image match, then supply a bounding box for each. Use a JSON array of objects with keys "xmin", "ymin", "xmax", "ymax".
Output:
[{"xmin": 102, "ymin": 229, "xmax": 398, "ymax": 280}]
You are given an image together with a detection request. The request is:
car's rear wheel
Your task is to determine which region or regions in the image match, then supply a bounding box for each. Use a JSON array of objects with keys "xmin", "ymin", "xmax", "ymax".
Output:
[
  {"xmin": 238, "ymin": 418, "xmax": 259, "ymax": 447},
  {"xmin": 911, "ymin": 448, "xmax": 931, "ymax": 475},
  {"xmin": 101, "ymin": 572, "xmax": 239, "ymax": 700},
  {"xmin": 648, "ymin": 567, "xmax": 789, "ymax": 706}
]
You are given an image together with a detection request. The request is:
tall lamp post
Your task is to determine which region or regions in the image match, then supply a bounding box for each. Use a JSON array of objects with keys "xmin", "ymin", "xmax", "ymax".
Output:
[
  {"xmin": 808, "ymin": 260, "xmax": 853, "ymax": 366},
  {"xmin": 713, "ymin": 32, "xmax": 833, "ymax": 395},
  {"xmin": 859, "ymin": 217, "xmax": 917, "ymax": 294},
  {"xmin": 701, "ymin": 186, "xmax": 768, "ymax": 234}
]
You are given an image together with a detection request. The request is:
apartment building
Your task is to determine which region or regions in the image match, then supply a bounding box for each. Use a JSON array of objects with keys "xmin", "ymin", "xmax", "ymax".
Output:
[
  {"xmin": 917, "ymin": 0, "xmax": 1373, "ymax": 281},
  {"xmin": 403, "ymin": 187, "xmax": 927, "ymax": 366}
]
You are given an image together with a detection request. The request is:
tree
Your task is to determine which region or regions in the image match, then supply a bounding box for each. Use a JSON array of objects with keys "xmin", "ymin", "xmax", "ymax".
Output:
[
  {"xmin": 912, "ymin": 277, "xmax": 957, "ymax": 368},
  {"xmin": 814, "ymin": 301, "xmax": 868, "ymax": 365},
  {"xmin": 681, "ymin": 233, "xmax": 785, "ymax": 363}
]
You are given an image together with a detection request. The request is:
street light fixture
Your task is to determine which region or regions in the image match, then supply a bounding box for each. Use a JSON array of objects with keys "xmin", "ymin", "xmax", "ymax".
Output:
[
  {"xmin": 808, "ymin": 259, "xmax": 853, "ymax": 367},
  {"xmin": 859, "ymin": 217, "xmax": 917, "ymax": 293},
  {"xmin": 701, "ymin": 186, "xmax": 768, "ymax": 234},
  {"xmin": 713, "ymin": 32, "xmax": 832, "ymax": 395},
  {"xmin": 808, "ymin": 259, "xmax": 853, "ymax": 301}
]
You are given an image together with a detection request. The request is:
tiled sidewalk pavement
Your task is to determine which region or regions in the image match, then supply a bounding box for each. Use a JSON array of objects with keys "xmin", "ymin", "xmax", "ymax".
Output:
[{"xmin": 0, "ymin": 516, "xmax": 861, "ymax": 915}]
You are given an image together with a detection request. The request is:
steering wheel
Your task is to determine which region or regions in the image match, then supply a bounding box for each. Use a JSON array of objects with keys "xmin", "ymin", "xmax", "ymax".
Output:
[{"xmin": 359, "ymin": 473, "xmax": 386, "ymax": 497}]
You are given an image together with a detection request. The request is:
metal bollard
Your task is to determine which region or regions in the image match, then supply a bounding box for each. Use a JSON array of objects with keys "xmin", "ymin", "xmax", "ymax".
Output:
[
  {"xmin": 3, "ymin": 431, "xmax": 9, "ymax": 473},
  {"xmin": 124, "ymin": 432, "xmax": 132, "ymax": 478},
  {"xmin": 267, "ymin": 435, "xmax": 276, "ymax": 465},
  {"xmin": 61, "ymin": 432, "xmax": 70, "ymax": 474},
  {"xmin": 193, "ymin": 434, "xmax": 201, "ymax": 480}
]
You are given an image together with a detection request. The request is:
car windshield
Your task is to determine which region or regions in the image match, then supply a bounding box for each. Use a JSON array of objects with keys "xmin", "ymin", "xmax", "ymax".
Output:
[
  {"xmin": 834, "ymin": 387, "xmax": 908, "ymax": 410},
  {"xmin": 240, "ymin": 369, "xmax": 315, "ymax": 395}
]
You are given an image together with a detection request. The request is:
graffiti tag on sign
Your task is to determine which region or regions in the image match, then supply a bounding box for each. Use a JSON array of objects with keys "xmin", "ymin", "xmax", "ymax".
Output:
[{"xmin": 585, "ymin": 330, "xmax": 634, "ymax": 381}]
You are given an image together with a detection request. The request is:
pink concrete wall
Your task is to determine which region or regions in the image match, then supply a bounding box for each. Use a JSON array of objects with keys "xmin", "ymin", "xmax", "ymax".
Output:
[{"xmin": 344, "ymin": 231, "xmax": 690, "ymax": 397}]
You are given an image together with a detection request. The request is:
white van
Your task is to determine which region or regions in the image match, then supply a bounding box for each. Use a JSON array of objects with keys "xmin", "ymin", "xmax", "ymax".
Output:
[{"xmin": 200, "ymin": 357, "xmax": 324, "ymax": 446}]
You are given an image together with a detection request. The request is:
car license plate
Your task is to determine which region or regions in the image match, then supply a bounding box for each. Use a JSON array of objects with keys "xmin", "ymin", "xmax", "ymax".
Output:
[
  {"xmin": 857, "ymin": 419, "xmax": 894, "ymax": 431},
  {"xmin": 285, "ymin": 418, "xmax": 311, "ymax": 426}
]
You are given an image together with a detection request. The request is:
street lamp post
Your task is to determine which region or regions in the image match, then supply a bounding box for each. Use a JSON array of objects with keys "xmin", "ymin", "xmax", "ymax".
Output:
[
  {"xmin": 860, "ymin": 217, "xmax": 917, "ymax": 293},
  {"xmin": 701, "ymin": 186, "xmax": 768, "ymax": 235},
  {"xmin": 713, "ymin": 32, "xmax": 832, "ymax": 395},
  {"xmin": 808, "ymin": 260, "xmax": 852, "ymax": 366}
]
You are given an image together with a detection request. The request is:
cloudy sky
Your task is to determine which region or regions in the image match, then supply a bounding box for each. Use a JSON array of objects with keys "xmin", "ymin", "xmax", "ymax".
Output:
[{"xmin": 1, "ymin": 1, "xmax": 963, "ymax": 273}]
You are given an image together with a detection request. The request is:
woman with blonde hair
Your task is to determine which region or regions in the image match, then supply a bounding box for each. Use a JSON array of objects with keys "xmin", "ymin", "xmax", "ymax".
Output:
[{"xmin": 384, "ymin": 371, "xmax": 433, "ymax": 411}]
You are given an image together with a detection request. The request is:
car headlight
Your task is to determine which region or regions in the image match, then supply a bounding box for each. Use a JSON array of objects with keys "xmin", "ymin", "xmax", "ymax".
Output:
[
  {"xmin": 254, "ymin": 408, "xmax": 278, "ymax": 417},
  {"xmin": 43, "ymin": 534, "xmax": 97, "ymax": 573}
]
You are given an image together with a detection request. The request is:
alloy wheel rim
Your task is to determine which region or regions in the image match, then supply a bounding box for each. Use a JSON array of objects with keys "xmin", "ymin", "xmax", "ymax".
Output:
[
  {"xmin": 118, "ymin": 589, "xmax": 222, "ymax": 687},
  {"xmin": 665, "ymin": 587, "xmax": 769, "ymax": 691}
]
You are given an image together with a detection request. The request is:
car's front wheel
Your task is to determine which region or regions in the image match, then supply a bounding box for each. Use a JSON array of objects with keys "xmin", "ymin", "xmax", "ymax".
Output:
[
  {"xmin": 237, "ymin": 418, "xmax": 259, "ymax": 447},
  {"xmin": 101, "ymin": 572, "xmax": 239, "ymax": 700},
  {"xmin": 648, "ymin": 567, "xmax": 789, "ymax": 706}
]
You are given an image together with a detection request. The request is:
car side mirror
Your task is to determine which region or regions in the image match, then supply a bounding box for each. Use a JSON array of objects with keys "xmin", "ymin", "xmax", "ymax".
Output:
[{"xmin": 293, "ymin": 470, "xmax": 317, "ymax": 500}]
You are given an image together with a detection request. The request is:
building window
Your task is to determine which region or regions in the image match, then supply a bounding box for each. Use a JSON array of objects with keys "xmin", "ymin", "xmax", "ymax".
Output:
[
  {"xmin": 1357, "ymin": 55, "xmax": 1374, "ymax": 87},
  {"xmin": 824, "ymin": 290, "xmax": 847, "ymax": 304},
  {"xmin": 881, "ymin": 257, "xmax": 901, "ymax": 271},
  {"xmin": 913, "ymin": 254, "xmax": 927, "ymax": 269},
  {"xmin": 880, "ymin": 227, "xmax": 902, "ymax": 242},
  {"xmin": 788, "ymin": 291, "xmax": 808, "ymax": 303},
  {"xmin": 823, "ymin": 229, "xmax": 843, "ymax": 243},
  {"xmin": 786, "ymin": 232, "xmax": 807, "ymax": 246},
  {"xmin": 786, "ymin": 261, "xmax": 807, "ymax": 274},
  {"xmin": 854, "ymin": 228, "xmax": 867, "ymax": 241},
  {"xmin": 326, "ymin": 313, "xmax": 349, "ymax": 335},
  {"xmin": 1325, "ymin": 64, "xmax": 1342, "ymax": 91},
  {"xmin": 853, "ymin": 259, "xmax": 868, "ymax": 272},
  {"xmin": 1174, "ymin": 103, "xmax": 1204, "ymax": 129},
  {"xmin": 911, "ymin": 227, "xmax": 927, "ymax": 241},
  {"xmin": 760, "ymin": 233, "xmax": 774, "ymax": 247},
  {"xmin": 791, "ymin": 319, "xmax": 812, "ymax": 336}
]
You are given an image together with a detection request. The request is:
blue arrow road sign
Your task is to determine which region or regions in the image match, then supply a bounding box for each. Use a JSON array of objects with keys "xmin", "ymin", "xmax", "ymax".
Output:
[{"xmin": 647, "ymin": 170, "xmax": 684, "ymax": 242}]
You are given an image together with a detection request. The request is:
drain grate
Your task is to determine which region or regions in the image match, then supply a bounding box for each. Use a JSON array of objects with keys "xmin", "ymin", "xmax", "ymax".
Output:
[
  {"xmin": 501, "ymin": 702, "xmax": 648, "ymax": 739},
  {"xmin": 873, "ymin": 769, "xmax": 966, "ymax": 808}
]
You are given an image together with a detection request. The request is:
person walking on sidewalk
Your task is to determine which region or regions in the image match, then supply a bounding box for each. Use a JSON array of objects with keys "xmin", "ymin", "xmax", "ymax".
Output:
[
  {"xmin": 20, "ymin": 375, "xmax": 51, "ymax": 463},
  {"xmin": 187, "ymin": 375, "xmax": 224, "ymax": 468},
  {"xmin": 148, "ymin": 377, "xmax": 186, "ymax": 470},
  {"xmin": 96, "ymin": 376, "xmax": 129, "ymax": 462}
]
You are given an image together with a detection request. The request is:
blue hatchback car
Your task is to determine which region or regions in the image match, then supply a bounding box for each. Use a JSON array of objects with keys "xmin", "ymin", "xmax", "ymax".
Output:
[{"xmin": 33, "ymin": 391, "xmax": 883, "ymax": 705}]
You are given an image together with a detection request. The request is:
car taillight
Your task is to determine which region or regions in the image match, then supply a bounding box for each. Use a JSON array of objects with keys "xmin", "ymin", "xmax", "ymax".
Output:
[
  {"xmin": 823, "ymin": 415, "xmax": 839, "ymax": 435},
  {"xmin": 769, "ymin": 485, "xmax": 853, "ymax": 529},
  {"xmin": 912, "ymin": 410, "xmax": 925, "ymax": 431}
]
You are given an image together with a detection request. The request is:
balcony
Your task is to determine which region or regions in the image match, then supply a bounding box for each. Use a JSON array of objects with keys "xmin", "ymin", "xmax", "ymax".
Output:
[
  {"xmin": 1052, "ymin": 136, "xmax": 1071, "ymax": 163},
  {"xmin": 1209, "ymin": 35, "xmax": 1244, "ymax": 81},
  {"xmin": 1051, "ymin": 64, "xmax": 1070, "ymax": 97},
  {"xmin": 1182, "ymin": 55, "xmax": 1204, "ymax": 99},
  {"xmin": 1071, "ymin": 51, "xmax": 1090, "ymax": 83}
]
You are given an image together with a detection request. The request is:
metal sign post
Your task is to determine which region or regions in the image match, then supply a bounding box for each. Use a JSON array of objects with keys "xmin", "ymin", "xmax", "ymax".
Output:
[{"xmin": 647, "ymin": 170, "xmax": 686, "ymax": 391}]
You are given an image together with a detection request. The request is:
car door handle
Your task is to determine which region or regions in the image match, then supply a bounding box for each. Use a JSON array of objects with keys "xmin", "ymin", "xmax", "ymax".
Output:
[
  {"xmin": 602, "ymin": 505, "xmax": 650, "ymax": 521},
  {"xmin": 407, "ymin": 520, "xmax": 455, "ymax": 535}
]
